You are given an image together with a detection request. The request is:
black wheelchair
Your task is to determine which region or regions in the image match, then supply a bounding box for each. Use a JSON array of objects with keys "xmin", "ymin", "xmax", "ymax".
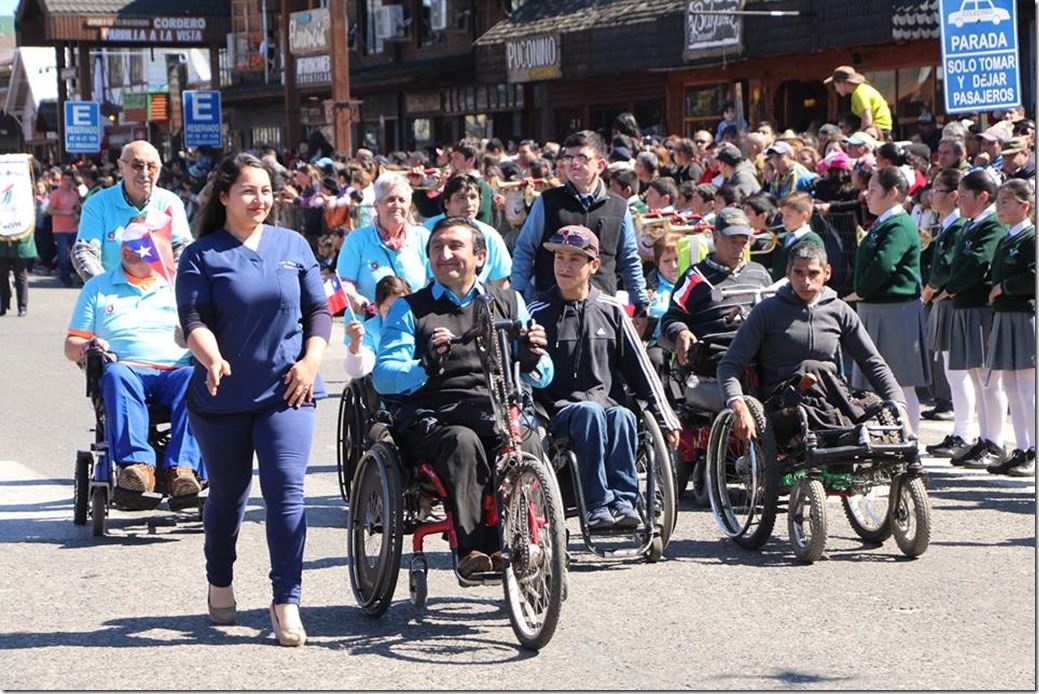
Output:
[
  {"xmin": 544, "ymin": 397, "xmax": 677, "ymax": 563},
  {"xmin": 73, "ymin": 346, "xmax": 206, "ymax": 537},
  {"xmin": 705, "ymin": 372, "xmax": 931, "ymax": 563},
  {"xmin": 344, "ymin": 294, "xmax": 568, "ymax": 651},
  {"xmin": 663, "ymin": 283, "xmax": 779, "ymax": 508}
]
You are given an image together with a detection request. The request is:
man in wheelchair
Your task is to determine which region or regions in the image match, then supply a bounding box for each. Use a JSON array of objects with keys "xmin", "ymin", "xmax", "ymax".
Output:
[
  {"xmin": 716, "ymin": 240, "xmax": 911, "ymax": 450},
  {"xmin": 528, "ymin": 225, "xmax": 681, "ymax": 529},
  {"xmin": 372, "ymin": 216, "xmax": 553, "ymax": 578},
  {"xmin": 659, "ymin": 206, "xmax": 775, "ymax": 408},
  {"xmin": 64, "ymin": 225, "xmax": 203, "ymax": 499}
]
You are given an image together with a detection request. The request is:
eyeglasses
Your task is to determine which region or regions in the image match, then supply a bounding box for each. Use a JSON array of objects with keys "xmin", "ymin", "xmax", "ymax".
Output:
[
  {"xmin": 560, "ymin": 153, "xmax": 597, "ymax": 167},
  {"xmin": 122, "ymin": 160, "xmax": 160, "ymax": 174}
]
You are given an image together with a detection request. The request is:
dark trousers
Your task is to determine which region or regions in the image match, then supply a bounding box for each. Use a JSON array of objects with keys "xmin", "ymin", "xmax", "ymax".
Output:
[
  {"xmin": 189, "ymin": 402, "xmax": 314, "ymax": 605},
  {"xmin": 0, "ymin": 257, "xmax": 29, "ymax": 313},
  {"xmin": 54, "ymin": 232, "xmax": 75, "ymax": 285},
  {"xmin": 34, "ymin": 217, "xmax": 54, "ymax": 270},
  {"xmin": 396, "ymin": 419, "xmax": 542, "ymax": 555}
]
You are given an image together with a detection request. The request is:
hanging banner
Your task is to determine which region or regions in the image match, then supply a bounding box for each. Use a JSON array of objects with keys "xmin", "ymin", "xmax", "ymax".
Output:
[{"xmin": 0, "ymin": 154, "xmax": 36, "ymax": 240}]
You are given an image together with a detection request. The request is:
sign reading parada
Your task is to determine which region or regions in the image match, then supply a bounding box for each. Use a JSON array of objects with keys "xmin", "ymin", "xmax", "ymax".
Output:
[{"xmin": 938, "ymin": 0, "xmax": 1021, "ymax": 113}]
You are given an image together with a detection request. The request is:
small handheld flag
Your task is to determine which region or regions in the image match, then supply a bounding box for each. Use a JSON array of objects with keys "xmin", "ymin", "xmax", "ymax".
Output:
[{"xmin": 324, "ymin": 275, "xmax": 349, "ymax": 315}]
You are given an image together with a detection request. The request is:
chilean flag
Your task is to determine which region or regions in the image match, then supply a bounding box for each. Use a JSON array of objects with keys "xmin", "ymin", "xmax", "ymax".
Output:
[
  {"xmin": 324, "ymin": 275, "xmax": 349, "ymax": 315},
  {"xmin": 122, "ymin": 216, "xmax": 176, "ymax": 284},
  {"xmin": 672, "ymin": 267, "xmax": 712, "ymax": 312}
]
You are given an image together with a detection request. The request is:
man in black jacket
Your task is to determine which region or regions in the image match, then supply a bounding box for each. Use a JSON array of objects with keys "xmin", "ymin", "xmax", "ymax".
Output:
[{"xmin": 529, "ymin": 225, "xmax": 680, "ymax": 529}]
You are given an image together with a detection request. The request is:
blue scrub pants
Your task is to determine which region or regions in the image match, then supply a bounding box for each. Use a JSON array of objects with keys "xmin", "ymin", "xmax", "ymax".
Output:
[
  {"xmin": 99, "ymin": 363, "xmax": 202, "ymax": 472},
  {"xmin": 550, "ymin": 401, "xmax": 639, "ymax": 509},
  {"xmin": 188, "ymin": 402, "xmax": 314, "ymax": 605}
]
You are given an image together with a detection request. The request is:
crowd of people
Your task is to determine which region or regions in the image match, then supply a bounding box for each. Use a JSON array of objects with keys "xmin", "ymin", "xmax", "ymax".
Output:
[{"xmin": 4, "ymin": 67, "xmax": 1034, "ymax": 646}]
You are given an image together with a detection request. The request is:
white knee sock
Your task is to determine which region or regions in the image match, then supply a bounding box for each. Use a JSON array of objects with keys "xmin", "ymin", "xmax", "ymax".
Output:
[
  {"xmin": 1001, "ymin": 369, "xmax": 1036, "ymax": 451},
  {"xmin": 969, "ymin": 367, "xmax": 1007, "ymax": 447},
  {"xmin": 945, "ymin": 354, "xmax": 976, "ymax": 441},
  {"xmin": 900, "ymin": 386, "xmax": 920, "ymax": 436}
]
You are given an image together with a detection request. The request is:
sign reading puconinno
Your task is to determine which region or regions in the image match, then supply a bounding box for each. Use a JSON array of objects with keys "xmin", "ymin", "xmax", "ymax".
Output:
[{"xmin": 938, "ymin": 0, "xmax": 1021, "ymax": 113}]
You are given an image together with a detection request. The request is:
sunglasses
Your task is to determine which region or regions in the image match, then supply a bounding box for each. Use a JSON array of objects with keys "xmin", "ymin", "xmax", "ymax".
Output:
[{"xmin": 122, "ymin": 160, "xmax": 160, "ymax": 173}]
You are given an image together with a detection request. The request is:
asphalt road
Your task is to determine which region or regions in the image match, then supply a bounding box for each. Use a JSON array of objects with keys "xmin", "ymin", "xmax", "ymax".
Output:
[{"xmin": 0, "ymin": 273, "xmax": 1034, "ymax": 690}]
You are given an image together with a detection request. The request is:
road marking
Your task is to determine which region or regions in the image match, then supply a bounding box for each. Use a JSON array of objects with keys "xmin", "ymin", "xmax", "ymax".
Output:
[{"xmin": 0, "ymin": 459, "xmax": 75, "ymax": 523}]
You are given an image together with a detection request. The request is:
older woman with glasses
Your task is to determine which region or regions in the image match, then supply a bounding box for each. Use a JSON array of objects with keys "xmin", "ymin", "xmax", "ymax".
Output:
[{"xmin": 335, "ymin": 171, "xmax": 431, "ymax": 315}]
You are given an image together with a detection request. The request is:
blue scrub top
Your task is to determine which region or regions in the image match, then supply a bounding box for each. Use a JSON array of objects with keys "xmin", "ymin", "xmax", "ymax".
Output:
[{"xmin": 176, "ymin": 225, "xmax": 329, "ymax": 414}]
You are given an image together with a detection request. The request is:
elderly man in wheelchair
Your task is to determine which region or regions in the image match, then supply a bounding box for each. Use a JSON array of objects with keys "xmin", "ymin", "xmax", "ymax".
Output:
[
  {"xmin": 712, "ymin": 240, "xmax": 929, "ymax": 562},
  {"xmin": 66, "ymin": 224, "xmax": 203, "ymax": 532},
  {"xmin": 657, "ymin": 207, "xmax": 776, "ymax": 501}
]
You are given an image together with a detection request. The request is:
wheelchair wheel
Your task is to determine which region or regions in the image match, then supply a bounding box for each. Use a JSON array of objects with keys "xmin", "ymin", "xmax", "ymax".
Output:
[
  {"xmin": 690, "ymin": 455, "xmax": 711, "ymax": 508},
  {"xmin": 74, "ymin": 452, "xmax": 91, "ymax": 526},
  {"xmin": 788, "ymin": 478, "xmax": 828, "ymax": 563},
  {"xmin": 842, "ymin": 482, "xmax": 893, "ymax": 544},
  {"xmin": 890, "ymin": 475, "xmax": 931, "ymax": 558},
  {"xmin": 91, "ymin": 487, "xmax": 107, "ymax": 537},
  {"xmin": 637, "ymin": 410, "xmax": 678, "ymax": 547},
  {"xmin": 347, "ymin": 442, "xmax": 403, "ymax": 617},
  {"xmin": 500, "ymin": 453, "xmax": 567, "ymax": 652},
  {"xmin": 336, "ymin": 381, "xmax": 373, "ymax": 504},
  {"xmin": 705, "ymin": 396, "xmax": 778, "ymax": 549}
]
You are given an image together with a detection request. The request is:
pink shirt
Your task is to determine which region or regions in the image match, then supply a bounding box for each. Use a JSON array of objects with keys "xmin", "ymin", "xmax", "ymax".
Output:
[{"xmin": 49, "ymin": 188, "xmax": 81, "ymax": 234}]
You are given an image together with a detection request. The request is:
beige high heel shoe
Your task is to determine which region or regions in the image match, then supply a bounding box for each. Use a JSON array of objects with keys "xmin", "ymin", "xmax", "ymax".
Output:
[
  {"xmin": 208, "ymin": 584, "xmax": 237, "ymax": 625},
  {"xmin": 269, "ymin": 604, "xmax": 307, "ymax": 647}
]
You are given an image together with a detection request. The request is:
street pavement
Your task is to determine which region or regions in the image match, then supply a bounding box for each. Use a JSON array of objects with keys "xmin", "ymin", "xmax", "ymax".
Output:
[{"xmin": 0, "ymin": 273, "xmax": 1035, "ymax": 690}]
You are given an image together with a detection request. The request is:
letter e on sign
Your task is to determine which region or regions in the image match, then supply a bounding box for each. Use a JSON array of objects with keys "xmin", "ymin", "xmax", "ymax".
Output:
[{"xmin": 70, "ymin": 103, "xmax": 92, "ymax": 126}]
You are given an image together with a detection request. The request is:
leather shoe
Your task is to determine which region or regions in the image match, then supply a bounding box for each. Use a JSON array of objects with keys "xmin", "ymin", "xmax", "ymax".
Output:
[
  {"xmin": 166, "ymin": 466, "xmax": 202, "ymax": 497},
  {"xmin": 458, "ymin": 550, "xmax": 492, "ymax": 577},
  {"xmin": 490, "ymin": 550, "xmax": 503, "ymax": 572},
  {"xmin": 208, "ymin": 584, "xmax": 236, "ymax": 625},
  {"xmin": 950, "ymin": 439, "xmax": 985, "ymax": 467},
  {"xmin": 926, "ymin": 434, "xmax": 971, "ymax": 458},
  {"xmin": 963, "ymin": 440, "xmax": 1005, "ymax": 469},
  {"xmin": 117, "ymin": 463, "xmax": 156, "ymax": 493},
  {"xmin": 269, "ymin": 604, "xmax": 306, "ymax": 647}
]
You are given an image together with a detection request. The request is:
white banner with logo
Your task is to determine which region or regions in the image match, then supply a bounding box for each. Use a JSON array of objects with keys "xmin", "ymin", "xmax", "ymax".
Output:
[{"xmin": 0, "ymin": 154, "xmax": 36, "ymax": 240}]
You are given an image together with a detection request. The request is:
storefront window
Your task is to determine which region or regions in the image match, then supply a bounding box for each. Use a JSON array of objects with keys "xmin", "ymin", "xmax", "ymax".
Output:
[
  {"xmin": 129, "ymin": 52, "xmax": 145, "ymax": 86},
  {"xmin": 412, "ymin": 117, "xmax": 432, "ymax": 144},
  {"xmin": 634, "ymin": 99, "xmax": 665, "ymax": 138},
  {"xmin": 464, "ymin": 114, "xmax": 490, "ymax": 140},
  {"xmin": 251, "ymin": 125, "xmax": 282, "ymax": 149},
  {"xmin": 107, "ymin": 54, "xmax": 124, "ymax": 88},
  {"xmin": 897, "ymin": 67, "xmax": 938, "ymax": 120},
  {"xmin": 682, "ymin": 83, "xmax": 728, "ymax": 138}
]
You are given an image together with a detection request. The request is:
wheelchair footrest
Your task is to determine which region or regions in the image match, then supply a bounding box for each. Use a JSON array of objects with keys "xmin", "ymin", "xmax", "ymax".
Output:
[
  {"xmin": 112, "ymin": 488, "xmax": 164, "ymax": 511},
  {"xmin": 167, "ymin": 491, "xmax": 205, "ymax": 512}
]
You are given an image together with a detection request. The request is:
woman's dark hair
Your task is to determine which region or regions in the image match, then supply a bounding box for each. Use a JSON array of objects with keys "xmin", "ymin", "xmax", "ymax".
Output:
[
  {"xmin": 717, "ymin": 183, "xmax": 744, "ymax": 208},
  {"xmin": 932, "ymin": 167, "xmax": 964, "ymax": 193},
  {"xmin": 612, "ymin": 112, "xmax": 641, "ymax": 140},
  {"xmin": 876, "ymin": 142, "xmax": 907, "ymax": 167},
  {"xmin": 874, "ymin": 166, "xmax": 909, "ymax": 199},
  {"xmin": 441, "ymin": 173, "xmax": 482, "ymax": 211},
  {"xmin": 374, "ymin": 274, "xmax": 412, "ymax": 306},
  {"xmin": 960, "ymin": 169, "xmax": 999, "ymax": 198},
  {"xmin": 743, "ymin": 191, "xmax": 779, "ymax": 218},
  {"xmin": 194, "ymin": 153, "xmax": 276, "ymax": 238}
]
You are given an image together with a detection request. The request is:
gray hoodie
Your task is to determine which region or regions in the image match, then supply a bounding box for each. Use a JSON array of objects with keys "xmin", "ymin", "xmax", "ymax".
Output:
[{"xmin": 717, "ymin": 284, "xmax": 903, "ymax": 404}]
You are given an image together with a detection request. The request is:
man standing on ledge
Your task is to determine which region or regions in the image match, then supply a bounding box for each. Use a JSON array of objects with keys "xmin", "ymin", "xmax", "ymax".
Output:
[{"xmin": 73, "ymin": 140, "xmax": 193, "ymax": 281}]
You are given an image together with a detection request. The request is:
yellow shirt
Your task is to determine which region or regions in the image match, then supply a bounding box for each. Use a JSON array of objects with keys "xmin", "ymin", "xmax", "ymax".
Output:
[{"xmin": 851, "ymin": 82, "xmax": 893, "ymax": 132}]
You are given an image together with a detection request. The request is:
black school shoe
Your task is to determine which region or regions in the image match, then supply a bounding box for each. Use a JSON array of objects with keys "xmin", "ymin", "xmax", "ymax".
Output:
[
  {"xmin": 1006, "ymin": 449, "xmax": 1036, "ymax": 477},
  {"xmin": 927, "ymin": 434, "xmax": 971, "ymax": 458},
  {"xmin": 961, "ymin": 440, "xmax": 1006, "ymax": 469},
  {"xmin": 922, "ymin": 400, "xmax": 955, "ymax": 421},
  {"xmin": 988, "ymin": 448, "xmax": 1026, "ymax": 474}
]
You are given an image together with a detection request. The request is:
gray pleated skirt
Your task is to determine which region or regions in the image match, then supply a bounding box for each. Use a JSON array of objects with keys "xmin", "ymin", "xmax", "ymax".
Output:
[
  {"xmin": 926, "ymin": 298, "xmax": 954, "ymax": 352},
  {"xmin": 852, "ymin": 299, "xmax": 931, "ymax": 389},
  {"xmin": 987, "ymin": 311, "xmax": 1036, "ymax": 371},
  {"xmin": 947, "ymin": 305, "xmax": 994, "ymax": 370}
]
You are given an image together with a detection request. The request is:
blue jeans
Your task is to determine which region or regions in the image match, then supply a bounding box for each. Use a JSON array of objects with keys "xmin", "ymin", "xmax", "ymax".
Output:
[
  {"xmin": 550, "ymin": 401, "xmax": 639, "ymax": 509},
  {"xmin": 54, "ymin": 232, "xmax": 75, "ymax": 285},
  {"xmin": 99, "ymin": 363, "xmax": 203, "ymax": 472},
  {"xmin": 189, "ymin": 402, "xmax": 314, "ymax": 605}
]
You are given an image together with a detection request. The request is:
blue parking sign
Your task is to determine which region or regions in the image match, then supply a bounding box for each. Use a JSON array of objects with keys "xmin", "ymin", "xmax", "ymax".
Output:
[
  {"xmin": 938, "ymin": 0, "xmax": 1021, "ymax": 114},
  {"xmin": 183, "ymin": 91, "xmax": 223, "ymax": 149},
  {"xmin": 63, "ymin": 101, "xmax": 101, "ymax": 153}
]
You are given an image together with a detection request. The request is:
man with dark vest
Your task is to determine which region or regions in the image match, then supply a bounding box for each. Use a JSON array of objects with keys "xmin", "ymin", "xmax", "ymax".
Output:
[
  {"xmin": 510, "ymin": 130, "xmax": 650, "ymax": 327},
  {"xmin": 372, "ymin": 216, "xmax": 553, "ymax": 578}
]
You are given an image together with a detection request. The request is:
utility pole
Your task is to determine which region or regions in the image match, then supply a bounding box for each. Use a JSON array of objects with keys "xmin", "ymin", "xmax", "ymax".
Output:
[{"xmin": 329, "ymin": 0, "xmax": 351, "ymax": 154}]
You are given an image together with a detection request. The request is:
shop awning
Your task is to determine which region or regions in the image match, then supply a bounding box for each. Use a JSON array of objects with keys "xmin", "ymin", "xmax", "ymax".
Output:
[
  {"xmin": 17, "ymin": 0, "xmax": 231, "ymax": 46},
  {"xmin": 475, "ymin": 0, "xmax": 684, "ymax": 46}
]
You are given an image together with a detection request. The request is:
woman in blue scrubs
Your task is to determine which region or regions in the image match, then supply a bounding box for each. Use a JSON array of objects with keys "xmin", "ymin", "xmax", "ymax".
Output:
[{"xmin": 176, "ymin": 153, "xmax": 331, "ymax": 647}]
